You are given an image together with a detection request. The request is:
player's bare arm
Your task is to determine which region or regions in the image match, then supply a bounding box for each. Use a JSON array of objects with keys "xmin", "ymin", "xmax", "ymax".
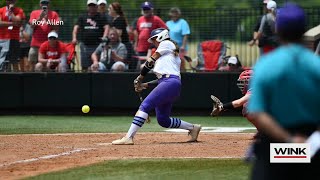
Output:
[
  {"xmin": 232, "ymin": 94, "xmax": 250, "ymax": 108},
  {"xmin": 102, "ymin": 24, "xmax": 110, "ymax": 39},
  {"xmin": 0, "ymin": 17, "xmax": 13, "ymax": 27},
  {"xmin": 38, "ymin": 53, "xmax": 48, "ymax": 63},
  {"xmin": 72, "ymin": 25, "xmax": 79, "ymax": 44}
]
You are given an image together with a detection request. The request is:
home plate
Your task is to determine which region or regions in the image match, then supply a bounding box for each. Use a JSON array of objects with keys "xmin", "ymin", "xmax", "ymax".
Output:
[{"xmin": 164, "ymin": 127, "xmax": 256, "ymax": 133}]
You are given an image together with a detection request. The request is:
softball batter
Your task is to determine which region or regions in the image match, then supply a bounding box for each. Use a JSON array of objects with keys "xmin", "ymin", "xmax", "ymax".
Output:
[{"xmin": 112, "ymin": 28, "xmax": 201, "ymax": 145}]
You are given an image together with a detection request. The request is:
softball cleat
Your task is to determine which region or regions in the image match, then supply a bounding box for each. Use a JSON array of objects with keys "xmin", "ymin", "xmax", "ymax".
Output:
[
  {"xmin": 188, "ymin": 124, "xmax": 202, "ymax": 142},
  {"xmin": 112, "ymin": 136, "xmax": 134, "ymax": 145}
]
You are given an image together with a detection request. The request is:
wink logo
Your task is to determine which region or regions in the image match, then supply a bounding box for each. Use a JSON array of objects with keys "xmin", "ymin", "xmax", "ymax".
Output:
[{"xmin": 270, "ymin": 143, "xmax": 310, "ymax": 163}]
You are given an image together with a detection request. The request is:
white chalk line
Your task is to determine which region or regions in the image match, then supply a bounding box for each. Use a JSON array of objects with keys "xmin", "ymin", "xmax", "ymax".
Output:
[
  {"xmin": 165, "ymin": 127, "xmax": 256, "ymax": 133},
  {"xmin": 0, "ymin": 130, "xmax": 256, "ymax": 137},
  {"xmin": 96, "ymin": 143, "xmax": 112, "ymax": 146},
  {"xmin": 0, "ymin": 148, "xmax": 95, "ymax": 168}
]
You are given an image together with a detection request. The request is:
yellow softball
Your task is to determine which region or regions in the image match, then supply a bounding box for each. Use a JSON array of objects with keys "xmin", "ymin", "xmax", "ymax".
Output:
[{"xmin": 82, "ymin": 105, "xmax": 90, "ymax": 113}]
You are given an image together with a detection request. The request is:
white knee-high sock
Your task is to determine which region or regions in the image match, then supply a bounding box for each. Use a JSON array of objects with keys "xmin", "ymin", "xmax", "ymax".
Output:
[
  {"xmin": 126, "ymin": 110, "xmax": 148, "ymax": 138},
  {"xmin": 169, "ymin": 117, "xmax": 194, "ymax": 130}
]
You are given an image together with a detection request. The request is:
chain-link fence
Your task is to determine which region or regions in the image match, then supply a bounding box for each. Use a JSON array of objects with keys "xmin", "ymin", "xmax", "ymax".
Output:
[
  {"xmin": 51, "ymin": 7, "xmax": 320, "ymax": 67},
  {"xmin": 2, "ymin": 2, "xmax": 320, "ymax": 71}
]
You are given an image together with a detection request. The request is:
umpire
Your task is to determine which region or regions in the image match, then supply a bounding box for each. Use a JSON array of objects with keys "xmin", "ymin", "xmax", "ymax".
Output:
[{"xmin": 248, "ymin": 4, "xmax": 320, "ymax": 180}]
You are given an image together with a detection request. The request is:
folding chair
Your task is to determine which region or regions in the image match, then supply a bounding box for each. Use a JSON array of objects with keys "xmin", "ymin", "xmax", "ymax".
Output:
[
  {"xmin": 65, "ymin": 43, "xmax": 78, "ymax": 72},
  {"xmin": 197, "ymin": 40, "xmax": 227, "ymax": 71}
]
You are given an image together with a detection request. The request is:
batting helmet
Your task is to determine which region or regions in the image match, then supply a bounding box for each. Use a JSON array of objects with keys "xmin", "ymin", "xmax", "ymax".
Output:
[
  {"xmin": 237, "ymin": 69, "xmax": 253, "ymax": 94},
  {"xmin": 147, "ymin": 28, "xmax": 170, "ymax": 43}
]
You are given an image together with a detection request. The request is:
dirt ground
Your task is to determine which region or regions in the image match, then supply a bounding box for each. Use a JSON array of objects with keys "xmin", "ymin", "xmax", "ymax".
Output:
[{"xmin": 0, "ymin": 133, "xmax": 253, "ymax": 180}]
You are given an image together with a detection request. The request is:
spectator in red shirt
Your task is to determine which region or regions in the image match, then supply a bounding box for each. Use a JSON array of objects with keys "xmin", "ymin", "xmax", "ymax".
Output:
[
  {"xmin": 36, "ymin": 31, "xmax": 67, "ymax": 72},
  {"xmin": 134, "ymin": 1, "xmax": 167, "ymax": 56},
  {"xmin": 0, "ymin": 0, "xmax": 25, "ymax": 71},
  {"xmin": 28, "ymin": 0, "xmax": 60, "ymax": 71}
]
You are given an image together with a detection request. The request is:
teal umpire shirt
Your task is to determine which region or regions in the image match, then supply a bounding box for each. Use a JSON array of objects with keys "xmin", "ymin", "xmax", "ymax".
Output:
[{"xmin": 248, "ymin": 44, "xmax": 320, "ymax": 128}]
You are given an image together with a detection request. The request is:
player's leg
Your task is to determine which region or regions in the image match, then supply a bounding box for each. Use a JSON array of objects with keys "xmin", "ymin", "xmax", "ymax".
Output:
[
  {"xmin": 34, "ymin": 62, "xmax": 44, "ymax": 72},
  {"xmin": 110, "ymin": 61, "xmax": 126, "ymax": 72},
  {"xmin": 19, "ymin": 46, "xmax": 30, "ymax": 72},
  {"xmin": 155, "ymin": 102, "xmax": 201, "ymax": 142},
  {"xmin": 112, "ymin": 79, "xmax": 172, "ymax": 145},
  {"xmin": 58, "ymin": 55, "xmax": 67, "ymax": 72},
  {"xmin": 80, "ymin": 43, "xmax": 95, "ymax": 72},
  {"xmin": 112, "ymin": 76, "xmax": 200, "ymax": 145},
  {"xmin": 7, "ymin": 40, "xmax": 20, "ymax": 72},
  {"xmin": 28, "ymin": 47, "xmax": 39, "ymax": 72},
  {"xmin": 0, "ymin": 40, "xmax": 10, "ymax": 71}
]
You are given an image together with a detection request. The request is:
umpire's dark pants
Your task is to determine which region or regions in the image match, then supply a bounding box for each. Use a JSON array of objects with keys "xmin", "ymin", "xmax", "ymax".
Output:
[{"xmin": 251, "ymin": 125, "xmax": 320, "ymax": 180}]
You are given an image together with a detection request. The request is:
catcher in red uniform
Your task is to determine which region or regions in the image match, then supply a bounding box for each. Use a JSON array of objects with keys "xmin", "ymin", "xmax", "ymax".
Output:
[{"xmin": 211, "ymin": 69, "xmax": 256, "ymax": 126}]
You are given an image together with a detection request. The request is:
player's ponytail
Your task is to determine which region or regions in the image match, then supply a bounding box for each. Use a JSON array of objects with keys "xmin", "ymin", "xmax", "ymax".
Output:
[{"xmin": 170, "ymin": 40, "xmax": 180, "ymax": 56}]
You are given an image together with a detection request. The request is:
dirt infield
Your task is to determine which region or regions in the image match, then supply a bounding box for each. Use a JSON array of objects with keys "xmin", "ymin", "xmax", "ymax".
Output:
[{"xmin": 0, "ymin": 133, "xmax": 253, "ymax": 180}]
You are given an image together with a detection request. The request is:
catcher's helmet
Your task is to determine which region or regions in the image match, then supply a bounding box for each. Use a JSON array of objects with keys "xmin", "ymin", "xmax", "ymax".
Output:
[
  {"xmin": 147, "ymin": 28, "xmax": 169, "ymax": 43},
  {"xmin": 237, "ymin": 69, "xmax": 253, "ymax": 94}
]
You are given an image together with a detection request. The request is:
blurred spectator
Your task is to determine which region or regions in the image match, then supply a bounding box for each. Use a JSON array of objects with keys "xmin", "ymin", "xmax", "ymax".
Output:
[
  {"xmin": 248, "ymin": 0, "xmax": 270, "ymax": 55},
  {"xmin": 91, "ymin": 27, "xmax": 127, "ymax": 72},
  {"xmin": 97, "ymin": 0, "xmax": 112, "ymax": 23},
  {"xmin": 28, "ymin": 0, "xmax": 60, "ymax": 71},
  {"xmin": 108, "ymin": 2, "xmax": 129, "ymax": 46},
  {"xmin": 166, "ymin": 7, "xmax": 190, "ymax": 71},
  {"xmin": 72, "ymin": 0, "xmax": 109, "ymax": 71},
  {"xmin": 35, "ymin": 31, "xmax": 67, "ymax": 72},
  {"xmin": 19, "ymin": 20, "xmax": 32, "ymax": 72},
  {"xmin": 248, "ymin": 4, "xmax": 320, "ymax": 180},
  {"xmin": 128, "ymin": 18, "xmax": 138, "ymax": 44},
  {"xmin": 134, "ymin": 1, "xmax": 167, "ymax": 56},
  {"xmin": 108, "ymin": 2, "xmax": 136, "ymax": 70},
  {"xmin": 0, "ymin": 0, "xmax": 25, "ymax": 71},
  {"xmin": 218, "ymin": 56, "xmax": 243, "ymax": 72},
  {"xmin": 253, "ymin": 0, "xmax": 279, "ymax": 54}
]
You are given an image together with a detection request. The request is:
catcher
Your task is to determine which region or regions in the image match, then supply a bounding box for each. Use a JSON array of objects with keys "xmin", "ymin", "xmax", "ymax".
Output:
[
  {"xmin": 211, "ymin": 69, "xmax": 257, "ymax": 162},
  {"xmin": 112, "ymin": 28, "xmax": 201, "ymax": 145},
  {"xmin": 211, "ymin": 69, "xmax": 256, "ymax": 126}
]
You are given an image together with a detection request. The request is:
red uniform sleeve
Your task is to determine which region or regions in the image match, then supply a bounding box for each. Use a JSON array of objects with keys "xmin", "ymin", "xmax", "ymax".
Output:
[
  {"xmin": 52, "ymin": 11, "xmax": 60, "ymax": 21},
  {"xmin": 17, "ymin": 8, "xmax": 26, "ymax": 20}
]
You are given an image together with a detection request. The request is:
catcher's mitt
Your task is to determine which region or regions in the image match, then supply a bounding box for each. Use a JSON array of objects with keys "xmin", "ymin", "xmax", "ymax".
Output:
[{"xmin": 210, "ymin": 95, "xmax": 224, "ymax": 116}]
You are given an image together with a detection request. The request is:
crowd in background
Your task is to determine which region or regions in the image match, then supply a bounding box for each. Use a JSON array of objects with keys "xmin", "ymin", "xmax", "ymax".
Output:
[
  {"xmin": 0, "ymin": 0, "xmax": 194, "ymax": 73},
  {"xmin": 0, "ymin": 0, "xmax": 319, "ymax": 73}
]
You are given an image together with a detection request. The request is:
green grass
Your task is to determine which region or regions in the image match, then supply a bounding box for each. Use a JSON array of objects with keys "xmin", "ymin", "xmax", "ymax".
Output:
[
  {"xmin": 0, "ymin": 116, "xmax": 253, "ymax": 135},
  {"xmin": 25, "ymin": 159, "xmax": 251, "ymax": 180}
]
